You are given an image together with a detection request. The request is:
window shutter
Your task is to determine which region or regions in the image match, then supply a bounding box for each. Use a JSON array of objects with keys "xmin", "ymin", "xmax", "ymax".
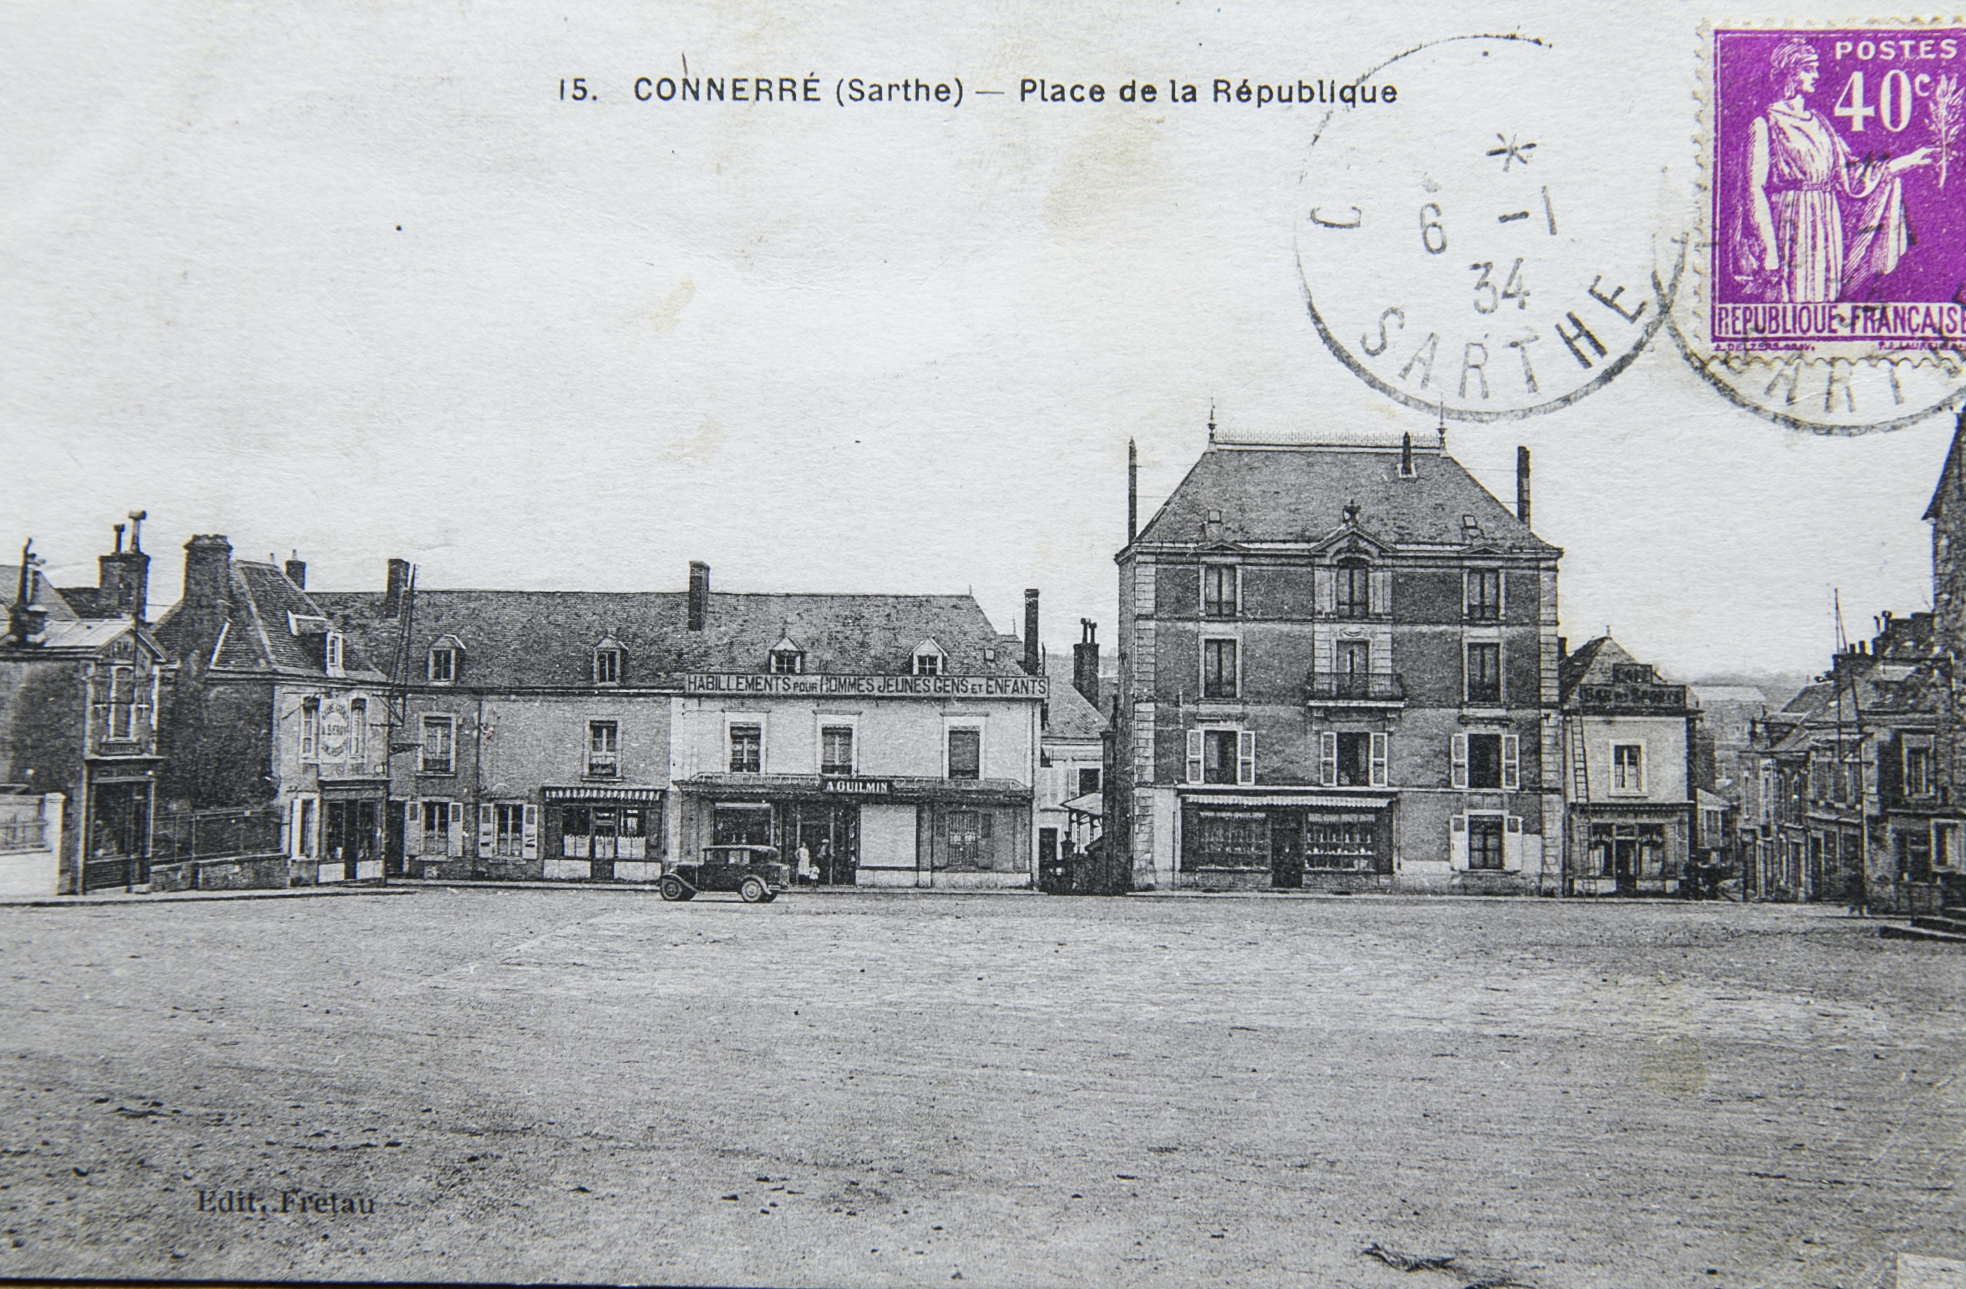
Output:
[
  {"xmin": 1370, "ymin": 732, "xmax": 1389, "ymax": 787},
  {"xmin": 522, "ymin": 804, "xmax": 539, "ymax": 859},
  {"xmin": 1497, "ymin": 570, "xmax": 1507, "ymax": 618},
  {"xmin": 980, "ymin": 812, "xmax": 993, "ymax": 840},
  {"xmin": 403, "ymin": 800, "xmax": 421, "ymax": 856},
  {"xmin": 1502, "ymin": 734, "xmax": 1521, "ymax": 790},
  {"xmin": 1237, "ymin": 730, "xmax": 1256, "ymax": 786},
  {"xmin": 1319, "ymin": 732, "xmax": 1338, "ymax": 787},
  {"xmin": 1451, "ymin": 814, "xmax": 1469, "ymax": 869},
  {"xmin": 447, "ymin": 801, "xmax": 464, "ymax": 857},
  {"xmin": 479, "ymin": 803, "xmax": 494, "ymax": 856},
  {"xmin": 1186, "ymin": 729, "xmax": 1204, "ymax": 784},
  {"xmin": 285, "ymin": 798, "xmax": 300, "ymax": 859},
  {"xmin": 1451, "ymin": 733, "xmax": 1469, "ymax": 789},
  {"xmin": 1504, "ymin": 815, "xmax": 1523, "ymax": 870}
]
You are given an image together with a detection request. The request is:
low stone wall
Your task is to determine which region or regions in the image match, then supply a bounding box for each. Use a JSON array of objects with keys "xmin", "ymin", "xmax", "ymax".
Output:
[{"xmin": 149, "ymin": 854, "xmax": 289, "ymax": 893}]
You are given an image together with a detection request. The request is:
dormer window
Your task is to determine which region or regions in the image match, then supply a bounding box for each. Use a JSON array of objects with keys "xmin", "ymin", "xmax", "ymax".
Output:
[
  {"xmin": 593, "ymin": 635, "xmax": 623, "ymax": 685},
  {"xmin": 325, "ymin": 632, "xmax": 344, "ymax": 677},
  {"xmin": 768, "ymin": 633, "xmax": 805, "ymax": 674},
  {"xmin": 912, "ymin": 639, "xmax": 947, "ymax": 677},
  {"xmin": 427, "ymin": 636, "xmax": 462, "ymax": 684}
]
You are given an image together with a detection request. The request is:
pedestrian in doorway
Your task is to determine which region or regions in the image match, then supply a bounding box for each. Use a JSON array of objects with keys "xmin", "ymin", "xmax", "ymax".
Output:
[
  {"xmin": 796, "ymin": 841, "xmax": 816, "ymax": 886},
  {"xmin": 817, "ymin": 837, "xmax": 833, "ymax": 886}
]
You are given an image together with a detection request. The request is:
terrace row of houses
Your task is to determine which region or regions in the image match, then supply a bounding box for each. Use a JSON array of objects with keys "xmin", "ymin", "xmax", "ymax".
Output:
[
  {"xmin": 1719, "ymin": 414, "xmax": 1966, "ymax": 916},
  {"xmin": 3, "ymin": 429, "xmax": 1733, "ymax": 899},
  {"xmin": 0, "ymin": 531, "xmax": 1111, "ymax": 893}
]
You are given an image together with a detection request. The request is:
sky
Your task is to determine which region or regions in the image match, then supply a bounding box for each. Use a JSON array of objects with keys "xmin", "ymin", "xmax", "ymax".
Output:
[{"xmin": 2, "ymin": 0, "xmax": 1960, "ymax": 681}]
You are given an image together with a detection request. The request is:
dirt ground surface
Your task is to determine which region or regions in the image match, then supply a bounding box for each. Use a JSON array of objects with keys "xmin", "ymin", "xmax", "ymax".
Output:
[{"xmin": 1, "ymin": 890, "xmax": 1962, "ymax": 1288}]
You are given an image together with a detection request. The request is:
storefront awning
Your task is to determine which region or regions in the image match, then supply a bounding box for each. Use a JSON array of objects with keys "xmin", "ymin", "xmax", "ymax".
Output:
[
  {"xmin": 1062, "ymin": 791, "xmax": 1103, "ymax": 817},
  {"xmin": 541, "ymin": 785, "xmax": 666, "ymax": 804}
]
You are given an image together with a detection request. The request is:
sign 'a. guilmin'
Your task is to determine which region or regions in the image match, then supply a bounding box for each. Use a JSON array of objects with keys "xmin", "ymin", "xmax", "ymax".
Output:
[{"xmin": 683, "ymin": 673, "xmax": 1047, "ymax": 698}]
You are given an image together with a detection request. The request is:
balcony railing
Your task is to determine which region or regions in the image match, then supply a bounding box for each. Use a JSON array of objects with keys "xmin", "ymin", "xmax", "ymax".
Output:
[{"xmin": 1307, "ymin": 674, "xmax": 1407, "ymax": 704}]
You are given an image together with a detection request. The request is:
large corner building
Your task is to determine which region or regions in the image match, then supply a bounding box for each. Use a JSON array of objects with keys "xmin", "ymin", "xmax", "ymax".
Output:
[{"xmin": 1110, "ymin": 433, "xmax": 1564, "ymax": 893}]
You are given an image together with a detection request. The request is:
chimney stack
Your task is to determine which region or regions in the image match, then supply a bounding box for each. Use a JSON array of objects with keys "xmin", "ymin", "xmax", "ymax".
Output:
[
  {"xmin": 1516, "ymin": 446, "xmax": 1531, "ymax": 527},
  {"xmin": 10, "ymin": 540, "xmax": 47, "ymax": 644},
  {"xmin": 688, "ymin": 561, "xmax": 711, "ymax": 631},
  {"xmin": 284, "ymin": 552, "xmax": 306, "ymax": 589},
  {"xmin": 383, "ymin": 558, "xmax": 411, "ymax": 618},
  {"xmin": 97, "ymin": 516, "xmax": 152, "ymax": 621},
  {"xmin": 1073, "ymin": 620, "xmax": 1100, "ymax": 707},
  {"xmin": 1023, "ymin": 589, "xmax": 1040, "ymax": 676},
  {"xmin": 1127, "ymin": 438, "xmax": 1138, "ymax": 544},
  {"xmin": 1400, "ymin": 432, "xmax": 1414, "ymax": 477},
  {"xmin": 181, "ymin": 535, "xmax": 234, "ymax": 657}
]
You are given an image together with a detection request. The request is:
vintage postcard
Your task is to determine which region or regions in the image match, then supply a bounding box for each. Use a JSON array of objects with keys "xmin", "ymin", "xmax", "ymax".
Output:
[{"xmin": 3, "ymin": 2, "xmax": 1966, "ymax": 1287}]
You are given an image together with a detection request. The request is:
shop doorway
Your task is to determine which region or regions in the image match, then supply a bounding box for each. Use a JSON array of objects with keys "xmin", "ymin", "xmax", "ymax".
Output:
[
  {"xmin": 783, "ymin": 803, "xmax": 859, "ymax": 885},
  {"xmin": 323, "ymin": 799, "xmax": 378, "ymax": 880},
  {"xmin": 83, "ymin": 781, "xmax": 151, "ymax": 891}
]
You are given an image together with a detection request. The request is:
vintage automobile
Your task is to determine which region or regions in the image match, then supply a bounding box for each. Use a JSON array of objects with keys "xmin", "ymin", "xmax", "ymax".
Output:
[{"xmin": 659, "ymin": 844, "xmax": 790, "ymax": 903}]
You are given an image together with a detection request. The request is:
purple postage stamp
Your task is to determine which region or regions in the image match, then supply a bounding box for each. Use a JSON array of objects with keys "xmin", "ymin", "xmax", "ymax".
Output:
[{"xmin": 1710, "ymin": 27, "xmax": 1966, "ymax": 352}]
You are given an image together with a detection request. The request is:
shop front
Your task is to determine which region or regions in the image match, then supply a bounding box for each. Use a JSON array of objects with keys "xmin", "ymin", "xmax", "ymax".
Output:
[
  {"xmin": 316, "ymin": 778, "xmax": 386, "ymax": 882},
  {"xmin": 1178, "ymin": 791, "xmax": 1394, "ymax": 891},
  {"xmin": 80, "ymin": 759, "xmax": 160, "ymax": 893},
  {"xmin": 542, "ymin": 785, "xmax": 665, "ymax": 882},
  {"xmin": 679, "ymin": 774, "xmax": 1033, "ymax": 888},
  {"xmin": 1567, "ymin": 804, "xmax": 1690, "ymax": 895}
]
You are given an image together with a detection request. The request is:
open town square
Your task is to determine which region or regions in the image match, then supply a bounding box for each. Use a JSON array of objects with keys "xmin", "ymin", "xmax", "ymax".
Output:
[{"xmin": 1, "ymin": 887, "xmax": 1962, "ymax": 1288}]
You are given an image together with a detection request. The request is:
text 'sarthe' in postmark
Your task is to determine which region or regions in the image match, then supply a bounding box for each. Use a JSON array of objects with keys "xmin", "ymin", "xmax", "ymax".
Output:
[
  {"xmin": 1678, "ymin": 23, "xmax": 1966, "ymax": 432},
  {"xmin": 1299, "ymin": 35, "xmax": 1677, "ymax": 423}
]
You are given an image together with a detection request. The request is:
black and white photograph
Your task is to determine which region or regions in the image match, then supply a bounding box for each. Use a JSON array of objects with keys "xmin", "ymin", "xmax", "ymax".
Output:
[{"xmin": 3, "ymin": 3, "xmax": 1965, "ymax": 1286}]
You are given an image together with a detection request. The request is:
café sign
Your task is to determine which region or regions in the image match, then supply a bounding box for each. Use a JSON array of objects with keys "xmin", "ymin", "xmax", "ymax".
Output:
[{"xmin": 684, "ymin": 673, "xmax": 1047, "ymax": 699}]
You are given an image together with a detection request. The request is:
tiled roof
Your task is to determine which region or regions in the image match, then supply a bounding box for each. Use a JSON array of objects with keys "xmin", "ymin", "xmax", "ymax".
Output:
[
  {"xmin": 0, "ymin": 566, "xmax": 78, "ymax": 620},
  {"xmin": 34, "ymin": 620, "xmax": 151, "ymax": 652},
  {"xmin": 1134, "ymin": 443, "xmax": 1559, "ymax": 554},
  {"xmin": 312, "ymin": 588, "xmax": 1027, "ymax": 690},
  {"xmin": 1558, "ymin": 636, "xmax": 1611, "ymax": 701},
  {"xmin": 154, "ymin": 560, "xmax": 386, "ymax": 680},
  {"xmin": 1925, "ymin": 410, "xmax": 1966, "ymax": 521},
  {"xmin": 1042, "ymin": 656, "xmax": 1108, "ymax": 742}
]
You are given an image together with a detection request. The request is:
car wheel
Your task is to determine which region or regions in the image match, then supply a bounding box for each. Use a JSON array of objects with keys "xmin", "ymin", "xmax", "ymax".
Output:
[
  {"xmin": 739, "ymin": 876, "xmax": 768, "ymax": 903},
  {"xmin": 659, "ymin": 875, "xmax": 687, "ymax": 902}
]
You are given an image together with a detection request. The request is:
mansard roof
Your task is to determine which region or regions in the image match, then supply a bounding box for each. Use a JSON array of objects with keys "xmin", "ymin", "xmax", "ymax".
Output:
[
  {"xmin": 1133, "ymin": 442, "xmax": 1559, "ymax": 556},
  {"xmin": 313, "ymin": 588, "xmax": 1029, "ymax": 690}
]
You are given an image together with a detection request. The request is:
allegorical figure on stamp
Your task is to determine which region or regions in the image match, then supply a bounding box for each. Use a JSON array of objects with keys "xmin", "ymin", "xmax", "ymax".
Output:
[{"xmin": 1746, "ymin": 36, "xmax": 1933, "ymax": 302}]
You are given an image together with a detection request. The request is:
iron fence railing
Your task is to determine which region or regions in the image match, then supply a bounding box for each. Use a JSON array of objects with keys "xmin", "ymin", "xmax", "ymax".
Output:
[
  {"xmin": 151, "ymin": 807, "xmax": 282, "ymax": 863},
  {"xmin": 0, "ymin": 817, "xmax": 49, "ymax": 853}
]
